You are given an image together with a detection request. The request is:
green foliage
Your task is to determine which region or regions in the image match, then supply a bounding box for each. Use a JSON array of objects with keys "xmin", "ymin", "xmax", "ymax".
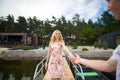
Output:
[
  {"xmin": 82, "ymin": 47, "xmax": 89, "ymax": 51},
  {"xmin": 0, "ymin": 11, "xmax": 120, "ymax": 46},
  {"xmin": 93, "ymin": 42, "xmax": 98, "ymax": 48},
  {"xmin": 93, "ymin": 41, "xmax": 108, "ymax": 50},
  {"xmin": 98, "ymin": 42, "xmax": 103, "ymax": 49},
  {"xmin": 93, "ymin": 42, "xmax": 102, "ymax": 49},
  {"xmin": 103, "ymin": 41, "xmax": 108, "ymax": 50},
  {"xmin": 81, "ymin": 41, "xmax": 87, "ymax": 46},
  {"xmin": 68, "ymin": 40, "xmax": 73, "ymax": 46},
  {"xmin": 71, "ymin": 42, "xmax": 78, "ymax": 49},
  {"xmin": 72, "ymin": 45, "xmax": 78, "ymax": 49},
  {"xmin": 16, "ymin": 45, "xmax": 37, "ymax": 50}
]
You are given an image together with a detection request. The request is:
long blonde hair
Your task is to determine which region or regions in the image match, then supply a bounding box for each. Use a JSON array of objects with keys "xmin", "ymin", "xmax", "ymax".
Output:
[{"xmin": 49, "ymin": 30, "xmax": 64, "ymax": 44}]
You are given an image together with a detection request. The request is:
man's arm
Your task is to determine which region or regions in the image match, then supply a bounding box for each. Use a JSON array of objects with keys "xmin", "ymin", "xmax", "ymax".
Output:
[{"xmin": 74, "ymin": 54, "xmax": 117, "ymax": 72}]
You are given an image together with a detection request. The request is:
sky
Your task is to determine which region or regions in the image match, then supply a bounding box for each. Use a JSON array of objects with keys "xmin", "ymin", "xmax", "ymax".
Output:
[{"xmin": 0, "ymin": 0, "xmax": 108, "ymax": 22}]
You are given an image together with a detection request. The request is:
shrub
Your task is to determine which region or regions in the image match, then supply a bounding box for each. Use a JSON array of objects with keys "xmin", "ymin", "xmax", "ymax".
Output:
[
  {"xmin": 93, "ymin": 42, "xmax": 98, "ymax": 48},
  {"xmin": 68, "ymin": 40, "xmax": 73, "ymax": 46},
  {"xmin": 103, "ymin": 41, "xmax": 108, "ymax": 50},
  {"xmin": 82, "ymin": 47, "xmax": 89, "ymax": 51},
  {"xmin": 72, "ymin": 45, "xmax": 78, "ymax": 49},
  {"xmin": 98, "ymin": 42, "xmax": 102, "ymax": 49},
  {"xmin": 16, "ymin": 45, "xmax": 37, "ymax": 50}
]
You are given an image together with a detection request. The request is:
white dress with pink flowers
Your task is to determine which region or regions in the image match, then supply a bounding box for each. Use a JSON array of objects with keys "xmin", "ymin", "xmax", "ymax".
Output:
[{"xmin": 48, "ymin": 42, "xmax": 64, "ymax": 78}]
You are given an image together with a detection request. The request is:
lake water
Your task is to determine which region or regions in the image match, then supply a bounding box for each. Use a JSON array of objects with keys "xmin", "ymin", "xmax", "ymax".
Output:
[
  {"xmin": 0, "ymin": 56, "xmax": 115, "ymax": 80},
  {"xmin": 0, "ymin": 60, "xmax": 44, "ymax": 80}
]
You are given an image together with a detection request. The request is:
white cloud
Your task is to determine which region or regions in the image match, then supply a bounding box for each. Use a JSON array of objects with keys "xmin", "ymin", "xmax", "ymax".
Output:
[
  {"xmin": 0, "ymin": 0, "xmax": 107, "ymax": 22},
  {"xmin": 65, "ymin": 0, "xmax": 107, "ymax": 22}
]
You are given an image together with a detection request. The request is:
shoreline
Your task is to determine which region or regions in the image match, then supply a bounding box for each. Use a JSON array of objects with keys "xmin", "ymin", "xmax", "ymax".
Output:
[{"xmin": 0, "ymin": 46, "xmax": 113, "ymax": 60}]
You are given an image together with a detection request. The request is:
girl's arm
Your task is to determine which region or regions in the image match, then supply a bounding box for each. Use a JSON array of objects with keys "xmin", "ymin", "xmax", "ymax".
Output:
[
  {"xmin": 46, "ymin": 44, "xmax": 51, "ymax": 64},
  {"xmin": 61, "ymin": 42, "xmax": 75, "ymax": 61},
  {"xmin": 61, "ymin": 42, "xmax": 72, "ymax": 56}
]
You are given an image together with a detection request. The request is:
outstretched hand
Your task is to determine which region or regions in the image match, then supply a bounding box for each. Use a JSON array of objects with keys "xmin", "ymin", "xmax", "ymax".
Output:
[
  {"xmin": 71, "ymin": 54, "xmax": 81, "ymax": 64},
  {"xmin": 69, "ymin": 54, "xmax": 75, "ymax": 63}
]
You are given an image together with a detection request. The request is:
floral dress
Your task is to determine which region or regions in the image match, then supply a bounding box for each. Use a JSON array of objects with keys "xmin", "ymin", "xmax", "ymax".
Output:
[{"xmin": 48, "ymin": 42, "xmax": 64, "ymax": 78}]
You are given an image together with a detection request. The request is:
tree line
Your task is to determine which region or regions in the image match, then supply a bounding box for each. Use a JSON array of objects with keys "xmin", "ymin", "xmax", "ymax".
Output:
[{"xmin": 0, "ymin": 11, "xmax": 120, "ymax": 46}]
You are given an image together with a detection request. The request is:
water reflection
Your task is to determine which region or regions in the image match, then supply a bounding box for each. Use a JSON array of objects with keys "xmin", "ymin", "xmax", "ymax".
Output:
[
  {"xmin": 8, "ymin": 74, "xmax": 15, "ymax": 80},
  {"xmin": 0, "ymin": 60, "xmax": 43, "ymax": 80}
]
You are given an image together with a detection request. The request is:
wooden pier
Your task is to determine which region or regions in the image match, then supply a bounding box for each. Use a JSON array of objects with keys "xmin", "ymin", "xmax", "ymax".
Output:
[{"xmin": 43, "ymin": 57, "xmax": 75, "ymax": 80}]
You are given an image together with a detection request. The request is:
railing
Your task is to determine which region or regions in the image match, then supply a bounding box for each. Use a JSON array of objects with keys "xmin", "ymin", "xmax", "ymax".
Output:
[
  {"xmin": 33, "ymin": 57, "xmax": 46, "ymax": 80},
  {"xmin": 66, "ymin": 55, "xmax": 85, "ymax": 80},
  {"xmin": 66, "ymin": 55, "xmax": 111, "ymax": 80},
  {"xmin": 73, "ymin": 64, "xmax": 85, "ymax": 80},
  {"xmin": 33, "ymin": 52, "xmax": 111, "ymax": 80},
  {"xmin": 33, "ymin": 54, "xmax": 85, "ymax": 80}
]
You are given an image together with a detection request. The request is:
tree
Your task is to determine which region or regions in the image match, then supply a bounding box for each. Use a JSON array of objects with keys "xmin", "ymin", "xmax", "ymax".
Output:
[
  {"xmin": 98, "ymin": 11, "xmax": 120, "ymax": 33},
  {"xmin": 0, "ymin": 16, "xmax": 7, "ymax": 32},
  {"xmin": 16, "ymin": 16, "xmax": 28, "ymax": 32},
  {"xmin": 6, "ymin": 14, "xmax": 15, "ymax": 32}
]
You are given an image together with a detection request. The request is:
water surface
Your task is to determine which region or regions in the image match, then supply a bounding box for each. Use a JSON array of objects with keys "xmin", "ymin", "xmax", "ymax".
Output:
[{"xmin": 0, "ymin": 60, "xmax": 43, "ymax": 80}]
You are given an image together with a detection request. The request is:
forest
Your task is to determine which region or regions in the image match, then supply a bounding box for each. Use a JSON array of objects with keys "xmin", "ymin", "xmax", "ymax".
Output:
[{"xmin": 0, "ymin": 11, "xmax": 120, "ymax": 46}]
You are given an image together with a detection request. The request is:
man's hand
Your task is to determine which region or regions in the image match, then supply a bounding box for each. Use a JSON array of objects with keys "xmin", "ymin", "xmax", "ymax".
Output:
[{"xmin": 73, "ymin": 54, "xmax": 81, "ymax": 64}]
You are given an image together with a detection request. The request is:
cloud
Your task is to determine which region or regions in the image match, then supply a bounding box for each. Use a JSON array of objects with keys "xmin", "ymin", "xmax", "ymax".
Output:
[
  {"xmin": 65, "ymin": 0, "xmax": 107, "ymax": 22},
  {"xmin": 0, "ymin": 0, "xmax": 107, "ymax": 22}
]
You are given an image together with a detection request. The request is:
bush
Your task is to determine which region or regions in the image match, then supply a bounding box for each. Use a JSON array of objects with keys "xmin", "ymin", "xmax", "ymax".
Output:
[
  {"xmin": 16, "ymin": 45, "xmax": 37, "ymax": 50},
  {"xmin": 93, "ymin": 41, "xmax": 108, "ymax": 50},
  {"xmin": 103, "ymin": 41, "xmax": 108, "ymax": 50},
  {"xmin": 94, "ymin": 42, "xmax": 102, "ymax": 49},
  {"xmin": 98, "ymin": 42, "xmax": 102, "ymax": 49},
  {"xmin": 93, "ymin": 42, "xmax": 98, "ymax": 48},
  {"xmin": 72, "ymin": 45, "xmax": 78, "ymax": 49},
  {"xmin": 82, "ymin": 47, "xmax": 89, "ymax": 51},
  {"xmin": 68, "ymin": 40, "xmax": 73, "ymax": 46}
]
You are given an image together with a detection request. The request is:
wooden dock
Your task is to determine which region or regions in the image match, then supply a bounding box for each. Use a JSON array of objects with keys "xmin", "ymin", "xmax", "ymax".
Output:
[{"xmin": 43, "ymin": 57, "xmax": 75, "ymax": 80}]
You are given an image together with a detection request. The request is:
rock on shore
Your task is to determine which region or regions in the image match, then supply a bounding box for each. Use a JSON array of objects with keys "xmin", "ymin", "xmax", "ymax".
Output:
[{"xmin": 0, "ymin": 49, "xmax": 47, "ymax": 60}]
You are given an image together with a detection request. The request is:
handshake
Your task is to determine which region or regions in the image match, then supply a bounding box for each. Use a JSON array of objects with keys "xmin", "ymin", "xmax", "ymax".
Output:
[{"xmin": 69, "ymin": 54, "xmax": 81, "ymax": 64}]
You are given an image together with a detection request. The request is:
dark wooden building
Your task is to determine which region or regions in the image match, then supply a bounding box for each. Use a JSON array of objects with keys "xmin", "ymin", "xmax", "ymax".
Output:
[
  {"xmin": 0, "ymin": 33, "xmax": 38, "ymax": 47},
  {"xmin": 100, "ymin": 30, "xmax": 120, "ymax": 49}
]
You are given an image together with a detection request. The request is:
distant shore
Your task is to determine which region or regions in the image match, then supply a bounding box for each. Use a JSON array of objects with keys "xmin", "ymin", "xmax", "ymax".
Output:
[{"xmin": 0, "ymin": 46, "xmax": 113, "ymax": 60}]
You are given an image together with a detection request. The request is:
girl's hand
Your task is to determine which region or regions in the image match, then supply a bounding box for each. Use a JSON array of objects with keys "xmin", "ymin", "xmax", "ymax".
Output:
[
  {"xmin": 69, "ymin": 54, "xmax": 75, "ymax": 63},
  {"xmin": 45, "ymin": 63, "xmax": 48, "ymax": 71},
  {"xmin": 73, "ymin": 54, "xmax": 81, "ymax": 64}
]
